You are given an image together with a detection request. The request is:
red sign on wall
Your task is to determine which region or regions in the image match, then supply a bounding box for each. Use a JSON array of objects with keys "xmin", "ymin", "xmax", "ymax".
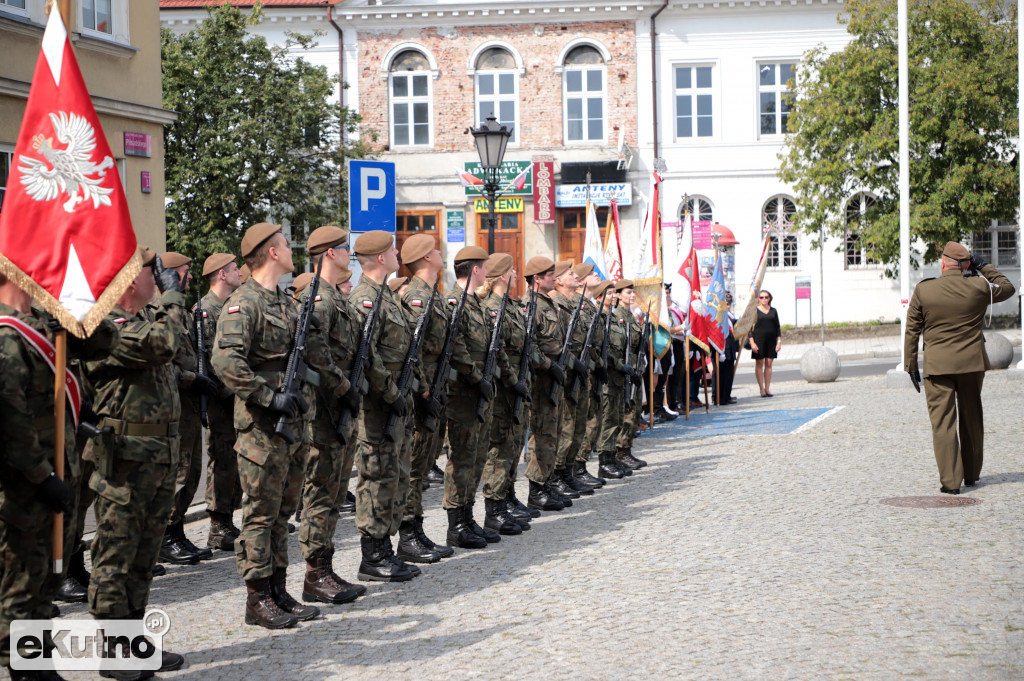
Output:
[
  {"xmin": 124, "ymin": 131, "xmax": 151, "ymax": 158},
  {"xmin": 532, "ymin": 158, "xmax": 555, "ymax": 225}
]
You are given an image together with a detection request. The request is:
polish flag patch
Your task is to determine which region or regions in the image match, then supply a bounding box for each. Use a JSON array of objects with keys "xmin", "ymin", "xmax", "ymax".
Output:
[
  {"xmin": 411, "ymin": 299, "xmax": 422, "ymax": 307},
  {"xmin": 202, "ymin": 311, "xmax": 208, "ymax": 318},
  {"xmin": 314, "ymin": 295, "xmax": 322, "ymax": 302},
  {"xmin": 227, "ymin": 306, "xmax": 240, "ymax": 314},
  {"xmin": 113, "ymin": 317, "xmax": 127, "ymax": 324},
  {"xmin": 447, "ymin": 298, "xmax": 457, "ymax": 305},
  {"xmin": 490, "ymin": 310, "xmax": 497, "ymax": 316},
  {"xmin": 362, "ymin": 301, "xmax": 374, "ymax": 308}
]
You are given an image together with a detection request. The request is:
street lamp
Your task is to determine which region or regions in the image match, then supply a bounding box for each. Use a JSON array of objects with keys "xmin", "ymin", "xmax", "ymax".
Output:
[{"xmin": 467, "ymin": 114, "xmax": 513, "ymax": 253}]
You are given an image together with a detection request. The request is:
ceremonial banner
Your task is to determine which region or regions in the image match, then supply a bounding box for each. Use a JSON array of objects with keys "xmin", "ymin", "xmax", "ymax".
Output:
[
  {"xmin": 0, "ymin": 8, "xmax": 139, "ymax": 338},
  {"xmin": 603, "ymin": 201, "xmax": 624, "ymax": 282},
  {"xmin": 633, "ymin": 173, "xmax": 671, "ymax": 358},
  {"xmin": 703, "ymin": 251, "xmax": 728, "ymax": 352},
  {"xmin": 733, "ymin": 228, "xmax": 771, "ymax": 342},
  {"xmin": 581, "ymin": 196, "xmax": 608, "ymax": 279}
]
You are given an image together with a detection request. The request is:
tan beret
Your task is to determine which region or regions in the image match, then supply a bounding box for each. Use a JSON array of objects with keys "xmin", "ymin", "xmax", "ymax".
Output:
[
  {"xmin": 307, "ymin": 225, "xmax": 348, "ymax": 256},
  {"xmin": 161, "ymin": 252, "xmax": 191, "ymax": 269},
  {"xmin": 573, "ymin": 263, "xmax": 594, "ymax": 279},
  {"xmin": 202, "ymin": 253, "xmax": 236, "ymax": 277},
  {"xmin": 291, "ymin": 272, "xmax": 315, "ymax": 296},
  {"xmin": 941, "ymin": 241, "xmax": 970, "ymax": 261},
  {"xmin": 401, "ymin": 234, "xmax": 436, "ymax": 264},
  {"xmin": 485, "ymin": 253, "xmax": 513, "ymax": 279},
  {"xmin": 387, "ymin": 276, "xmax": 408, "ymax": 292},
  {"xmin": 524, "ymin": 256, "xmax": 555, "ymax": 277},
  {"xmin": 338, "ymin": 269, "xmax": 352, "ymax": 285},
  {"xmin": 454, "ymin": 245, "xmax": 489, "ymax": 263},
  {"xmin": 592, "ymin": 280, "xmax": 614, "ymax": 298},
  {"xmin": 553, "ymin": 261, "xmax": 572, "ymax": 278},
  {"xmin": 239, "ymin": 264, "xmax": 251, "ymax": 283},
  {"xmin": 353, "ymin": 230, "xmax": 394, "ymax": 256},
  {"xmin": 614, "ymin": 278, "xmax": 635, "ymax": 291},
  {"xmin": 241, "ymin": 222, "xmax": 282, "ymax": 258},
  {"xmin": 137, "ymin": 246, "xmax": 156, "ymax": 267}
]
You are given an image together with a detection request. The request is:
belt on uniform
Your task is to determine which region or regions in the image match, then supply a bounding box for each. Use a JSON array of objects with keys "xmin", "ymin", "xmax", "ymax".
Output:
[
  {"xmin": 420, "ymin": 354, "xmax": 440, "ymax": 366},
  {"xmin": 100, "ymin": 418, "xmax": 179, "ymax": 437},
  {"xmin": 253, "ymin": 359, "xmax": 288, "ymax": 372},
  {"xmin": 383, "ymin": 361, "xmax": 403, "ymax": 370}
]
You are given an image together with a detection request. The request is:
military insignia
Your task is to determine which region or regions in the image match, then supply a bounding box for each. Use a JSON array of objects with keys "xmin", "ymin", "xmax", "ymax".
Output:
[
  {"xmin": 227, "ymin": 305, "xmax": 240, "ymax": 314},
  {"xmin": 202, "ymin": 311, "xmax": 208, "ymax": 318},
  {"xmin": 113, "ymin": 317, "xmax": 127, "ymax": 324},
  {"xmin": 447, "ymin": 298, "xmax": 457, "ymax": 305},
  {"xmin": 411, "ymin": 299, "xmax": 422, "ymax": 306},
  {"xmin": 490, "ymin": 310, "xmax": 497, "ymax": 317},
  {"xmin": 362, "ymin": 301, "xmax": 373, "ymax": 308},
  {"xmin": 314, "ymin": 295, "xmax": 322, "ymax": 302}
]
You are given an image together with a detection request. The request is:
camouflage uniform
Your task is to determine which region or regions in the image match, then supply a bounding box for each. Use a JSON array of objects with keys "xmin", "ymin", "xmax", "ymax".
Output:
[
  {"xmin": 597, "ymin": 305, "xmax": 629, "ymax": 453},
  {"xmin": 525, "ymin": 289, "xmax": 566, "ymax": 484},
  {"xmin": 212, "ymin": 278, "xmax": 312, "ymax": 581},
  {"xmin": 349, "ymin": 275, "xmax": 412, "ymax": 539},
  {"xmin": 553, "ymin": 291, "xmax": 587, "ymax": 470},
  {"xmin": 584, "ymin": 298, "xmax": 607, "ymax": 458},
  {"xmin": 84, "ymin": 290, "xmax": 184, "ymax": 618},
  {"xmin": 618, "ymin": 310, "xmax": 645, "ymax": 451},
  {"xmin": 168, "ymin": 306, "xmax": 203, "ymax": 526}
]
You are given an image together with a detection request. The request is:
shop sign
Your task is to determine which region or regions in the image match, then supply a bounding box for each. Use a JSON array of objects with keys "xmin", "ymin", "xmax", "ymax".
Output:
[
  {"xmin": 532, "ymin": 159, "xmax": 555, "ymax": 225},
  {"xmin": 463, "ymin": 160, "xmax": 532, "ymax": 196},
  {"xmin": 473, "ymin": 196, "xmax": 524, "ymax": 213},
  {"xmin": 555, "ymin": 183, "xmax": 632, "ymax": 208}
]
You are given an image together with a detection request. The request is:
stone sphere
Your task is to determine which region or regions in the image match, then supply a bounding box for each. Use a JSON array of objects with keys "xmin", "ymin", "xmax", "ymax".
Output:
[
  {"xmin": 983, "ymin": 332, "xmax": 1013, "ymax": 369},
  {"xmin": 800, "ymin": 346, "xmax": 841, "ymax": 383}
]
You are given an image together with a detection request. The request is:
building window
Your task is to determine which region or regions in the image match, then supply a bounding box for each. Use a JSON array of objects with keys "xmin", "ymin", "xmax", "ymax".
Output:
[
  {"xmin": 763, "ymin": 195, "xmax": 798, "ymax": 268},
  {"xmin": 679, "ymin": 196, "xmax": 713, "ymax": 223},
  {"xmin": 0, "ymin": 0, "xmax": 27, "ymax": 11},
  {"xmin": 845, "ymin": 193, "xmax": 880, "ymax": 268},
  {"xmin": 562, "ymin": 45, "xmax": 605, "ymax": 143},
  {"xmin": 389, "ymin": 50, "xmax": 432, "ymax": 147},
  {"xmin": 674, "ymin": 65, "xmax": 714, "ymax": 139},
  {"xmin": 82, "ymin": 0, "xmax": 112, "ymax": 34},
  {"xmin": 475, "ymin": 48, "xmax": 518, "ymax": 144},
  {"xmin": 973, "ymin": 225, "xmax": 1019, "ymax": 268},
  {"xmin": 0, "ymin": 148, "xmax": 12, "ymax": 214},
  {"xmin": 758, "ymin": 62, "xmax": 796, "ymax": 137}
]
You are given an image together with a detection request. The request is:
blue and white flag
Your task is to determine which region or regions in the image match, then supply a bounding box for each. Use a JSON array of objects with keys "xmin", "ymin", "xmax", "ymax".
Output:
[
  {"xmin": 703, "ymin": 251, "xmax": 728, "ymax": 353},
  {"xmin": 582, "ymin": 197, "xmax": 608, "ymax": 279}
]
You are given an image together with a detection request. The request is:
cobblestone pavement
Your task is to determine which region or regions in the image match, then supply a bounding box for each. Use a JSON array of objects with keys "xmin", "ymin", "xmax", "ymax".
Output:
[{"xmin": 60, "ymin": 372, "xmax": 1023, "ymax": 680}]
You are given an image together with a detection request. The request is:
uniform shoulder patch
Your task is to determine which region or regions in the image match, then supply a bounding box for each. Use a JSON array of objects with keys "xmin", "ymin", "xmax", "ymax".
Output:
[
  {"xmin": 113, "ymin": 317, "xmax": 127, "ymax": 324},
  {"xmin": 411, "ymin": 299, "xmax": 422, "ymax": 306},
  {"xmin": 447, "ymin": 298, "xmax": 457, "ymax": 305},
  {"xmin": 227, "ymin": 306, "xmax": 240, "ymax": 314},
  {"xmin": 362, "ymin": 300, "xmax": 374, "ymax": 308},
  {"xmin": 202, "ymin": 311, "xmax": 208, "ymax": 318},
  {"xmin": 490, "ymin": 310, "xmax": 497, "ymax": 316},
  {"xmin": 314, "ymin": 295, "xmax": 322, "ymax": 302}
]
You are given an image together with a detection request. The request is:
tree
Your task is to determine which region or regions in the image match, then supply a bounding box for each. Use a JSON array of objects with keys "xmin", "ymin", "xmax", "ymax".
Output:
[
  {"xmin": 779, "ymin": 0, "xmax": 1018, "ymax": 276},
  {"xmin": 161, "ymin": 3, "xmax": 371, "ymax": 266}
]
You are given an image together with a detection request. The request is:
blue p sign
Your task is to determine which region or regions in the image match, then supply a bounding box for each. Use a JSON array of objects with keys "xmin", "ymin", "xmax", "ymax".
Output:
[{"xmin": 348, "ymin": 160, "xmax": 396, "ymax": 233}]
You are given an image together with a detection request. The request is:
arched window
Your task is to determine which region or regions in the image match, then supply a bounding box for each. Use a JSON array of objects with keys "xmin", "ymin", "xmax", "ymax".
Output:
[
  {"xmin": 763, "ymin": 196, "xmax": 798, "ymax": 268},
  {"xmin": 845, "ymin": 193, "xmax": 879, "ymax": 268},
  {"xmin": 562, "ymin": 45, "xmax": 606, "ymax": 143},
  {"xmin": 475, "ymin": 47, "xmax": 518, "ymax": 143},
  {"xmin": 389, "ymin": 49, "xmax": 432, "ymax": 147},
  {"xmin": 679, "ymin": 196, "xmax": 713, "ymax": 223}
]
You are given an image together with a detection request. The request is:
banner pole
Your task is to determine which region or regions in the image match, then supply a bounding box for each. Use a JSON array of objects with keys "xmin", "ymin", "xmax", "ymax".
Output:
[
  {"xmin": 648, "ymin": 332, "xmax": 655, "ymax": 428},
  {"xmin": 52, "ymin": 329, "xmax": 67, "ymax": 574},
  {"xmin": 684, "ymin": 336, "xmax": 690, "ymax": 420},
  {"xmin": 714, "ymin": 353, "xmax": 720, "ymax": 405},
  {"xmin": 701, "ymin": 351, "xmax": 711, "ymax": 413}
]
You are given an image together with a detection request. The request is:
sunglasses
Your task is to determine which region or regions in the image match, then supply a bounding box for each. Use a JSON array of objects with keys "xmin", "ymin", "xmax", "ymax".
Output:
[{"xmin": 758, "ymin": 295, "xmax": 770, "ymax": 299}]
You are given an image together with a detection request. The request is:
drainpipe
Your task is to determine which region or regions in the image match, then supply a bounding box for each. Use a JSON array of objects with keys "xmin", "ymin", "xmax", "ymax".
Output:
[
  {"xmin": 327, "ymin": 4, "xmax": 344, "ymax": 108},
  {"xmin": 650, "ymin": 0, "xmax": 669, "ymax": 161}
]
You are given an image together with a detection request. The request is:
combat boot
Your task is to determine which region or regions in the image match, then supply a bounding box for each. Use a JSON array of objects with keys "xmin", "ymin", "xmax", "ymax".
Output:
[
  {"xmin": 621, "ymin": 447, "xmax": 647, "ymax": 469},
  {"xmin": 414, "ymin": 517, "xmax": 454, "ymax": 558},
  {"xmin": 549, "ymin": 470, "xmax": 581, "ymax": 499},
  {"xmin": 616, "ymin": 448, "xmax": 642, "ymax": 471},
  {"xmin": 178, "ymin": 525, "xmax": 213, "ymax": 561},
  {"xmin": 527, "ymin": 480, "xmax": 564, "ymax": 511},
  {"xmin": 426, "ymin": 464, "xmax": 445, "ymax": 484},
  {"xmin": 396, "ymin": 520, "xmax": 442, "ymax": 564},
  {"xmin": 159, "ymin": 522, "xmax": 200, "ymax": 565},
  {"xmin": 545, "ymin": 480, "xmax": 573, "ymax": 507},
  {"xmin": 444, "ymin": 507, "xmax": 487, "ymax": 549},
  {"xmin": 483, "ymin": 498, "xmax": 523, "ymax": 535},
  {"xmin": 338, "ymin": 491, "xmax": 355, "ymax": 513},
  {"xmin": 302, "ymin": 549, "xmax": 362, "ymax": 604},
  {"xmin": 574, "ymin": 460, "xmax": 606, "ymax": 488},
  {"xmin": 561, "ymin": 466, "xmax": 595, "ymax": 495},
  {"xmin": 464, "ymin": 503, "xmax": 500, "ymax": 543},
  {"xmin": 507, "ymin": 486, "xmax": 541, "ymax": 518},
  {"xmin": 244, "ymin": 577, "xmax": 297, "ymax": 629},
  {"xmin": 611, "ymin": 449, "xmax": 634, "ymax": 476},
  {"xmin": 268, "ymin": 568, "xmax": 319, "ymax": 621},
  {"xmin": 325, "ymin": 548, "xmax": 367, "ymax": 598},
  {"xmin": 357, "ymin": 535, "xmax": 415, "ymax": 581},
  {"xmin": 56, "ymin": 542, "xmax": 88, "ymax": 603},
  {"xmin": 598, "ymin": 451, "xmax": 625, "ymax": 479},
  {"xmin": 207, "ymin": 512, "xmax": 236, "ymax": 551}
]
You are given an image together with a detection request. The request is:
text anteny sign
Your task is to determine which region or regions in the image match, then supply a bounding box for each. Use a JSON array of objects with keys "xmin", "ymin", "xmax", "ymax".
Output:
[
  {"xmin": 555, "ymin": 183, "xmax": 632, "ymax": 208},
  {"xmin": 473, "ymin": 196, "xmax": 523, "ymax": 213},
  {"xmin": 532, "ymin": 158, "xmax": 555, "ymax": 225}
]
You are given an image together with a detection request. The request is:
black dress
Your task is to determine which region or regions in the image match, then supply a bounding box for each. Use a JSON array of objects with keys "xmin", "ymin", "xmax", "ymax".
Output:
[{"xmin": 750, "ymin": 307, "xmax": 780, "ymax": 360}]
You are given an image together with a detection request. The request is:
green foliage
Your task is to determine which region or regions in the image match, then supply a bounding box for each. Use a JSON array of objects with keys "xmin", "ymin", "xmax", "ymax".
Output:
[
  {"xmin": 779, "ymin": 0, "xmax": 1018, "ymax": 277},
  {"xmin": 161, "ymin": 3, "xmax": 371, "ymax": 268}
]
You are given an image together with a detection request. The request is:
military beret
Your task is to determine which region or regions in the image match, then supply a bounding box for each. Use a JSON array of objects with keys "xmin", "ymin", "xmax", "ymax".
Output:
[
  {"xmin": 202, "ymin": 253, "xmax": 236, "ymax": 277},
  {"xmin": 592, "ymin": 280, "xmax": 614, "ymax": 298},
  {"xmin": 241, "ymin": 222, "xmax": 282, "ymax": 258},
  {"xmin": 485, "ymin": 253, "xmax": 513, "ymax": 279},
  {"xmin": 353, "ymin": 230, "xmax": 394, "ymax": 256},
  {"xmin": 454, "ymin": 245, "xmax": 489, "ymax": 263},
  {"xmin": 138, "ymin": 246, "xmax": 156, "ymax": 267},
  {"xmin": 524, "ymin": 256, "xmax": 555, "ymax": 277},
  {"xmin": 307, "ymin": 225, "xmax": 348, "ymax": 256},
  {"xmin": 553, "ymin": 261, "xmax": 573, "ymax": 278},
  {"xmin": 387, "ymin": 276, "xmax": 408, "ymax": 292},
  {"xmin": 239, "ymin": 264, "xmax": 251, "ymax": 283},
  {"xmin": 338, "ymin": 269, "xmax": 352, "ymax": 285},
  {"xmin": 160, "ymin": 252, "xmax": 191, "ymax": 269},
  {"xmin": 291, "ymin": 272, "xmax": 315, "ymax": 296},
  {"xmin": 941, "ymin": 241, "xmax": 970, "ymax": 261},
  {"xmin": 401, "ymin": 234, "xmax": 436, "ymax": 264},
  {"xmin": 614, "ymin": 279, "xmax": 635, "ymax": 291},
  {"xmin": 573, "ymin": 263, "xmax": 594, "ymax": 279}
]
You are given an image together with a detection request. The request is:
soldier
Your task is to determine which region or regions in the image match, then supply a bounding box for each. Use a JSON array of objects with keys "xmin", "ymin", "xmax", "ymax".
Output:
[
  {"xmin": 335, "ymin": 267, "xmax": 357, "ymax": 514},
  {"xmin": 584, "ymin": 279, "xmax": 615, "ymax": 479},
  {"xmin": 212, "ymin": 223, "xmax": 318, "ymax": 629},
  {"xmin": 522, "ymin": 256, "xmax": 568, "ymax": 511},
  {"xmin": 348, "ymin": 230, "xmax": 418, "ymax": 582},
  {"xmin": 198, "ymin": 253, "xmax": 244, "ymax": 551},
  {"xmin": 160, "ymin": 252, "xmax": 218, "ymax": 565},
  {"xmin": 395, "ymin": 234, "xmax": 456, "ymax": 563},
  {"xmin": 596, "ymin": 280, "xmax": 634, "ymax": 480},
  {"xmin": 616, "ymin": 286, "xmax": 647, "ymax": 471},
  {"xmin": 84, "ymin": 246, "xmax": 187, "ymax": 676},
  {"xmin": 566, "ymin": 263, "xmax": 606, "ymax": 491},
  {"xmin": 903, "ymin": 241, "xmax": 1015, "ymax": 494}
]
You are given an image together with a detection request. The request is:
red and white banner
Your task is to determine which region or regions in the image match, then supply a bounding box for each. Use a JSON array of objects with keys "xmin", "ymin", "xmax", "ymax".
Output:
[
  {"xmin": 603, "ymin": 201, "xmax": 624, "ymax": 281},
  {"xmin": 532, "ymin": 159, "xmax": 555, "ymax": 225},
  {"xmin": 0, "ymin": 315, "xmax": 82, "ymax": 427},
  {"xmin": 0, "ymin": 8, "xmax": 139, "ymax": 338}
]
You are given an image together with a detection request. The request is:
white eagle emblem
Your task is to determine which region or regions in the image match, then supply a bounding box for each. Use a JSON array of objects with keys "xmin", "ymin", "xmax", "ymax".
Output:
[{"xmin": 18, "ymin": 111, "xmax": 115, "ymax": 213}]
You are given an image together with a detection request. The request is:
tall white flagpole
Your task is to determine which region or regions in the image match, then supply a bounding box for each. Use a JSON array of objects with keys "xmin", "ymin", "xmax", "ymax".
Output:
[
  {"xmin": 898, "ymin": 0, "xmax": 911, "ymax": 370},
  {"xmin": 1017, "ymin": 0, "xmax": 1023, "ymax": 370}
]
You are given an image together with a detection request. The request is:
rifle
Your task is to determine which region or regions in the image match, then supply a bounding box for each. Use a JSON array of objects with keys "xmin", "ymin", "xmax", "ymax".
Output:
[
  {"xmin": 384, "ymin": 280, "xmax": 438, "ymax": 442},
  {"xmin": 568, "ymin": 286, "xmax": 608, "ymax": 404},
  {"xmin": 594, "ymin": 297, "xmax": 616, "ymax": 397},
  {"xmin": 423, "ymin": 283, "xmax": 470, "ymax": 432},
  {"xmin": 623, "ymin": 305, "xmax": 634, "ymax": 409},
  {"xmin": 336, "ymin": 279, "xmax": 386, "ymax": 442},
  {"xmin": 476, "ymin": 286, "xmax": 510, "ymax": 422},
  {"xmin": 194, "ymin": 288, "xmax": 209, "ymax": 428},
  {"xmin": 274, "ymin": 256, "xmax": 323, "ymax": 445},
  {"xmin": 511, "ymin": 286, "xmax": 537, "ymax": 426},
  {"xmin": 629, "ymin": 309, "xmax": 651, "ymax": 406},
  {"xmin": 548, "ymin": 282, "xmax": 589, "ymax": 404}
]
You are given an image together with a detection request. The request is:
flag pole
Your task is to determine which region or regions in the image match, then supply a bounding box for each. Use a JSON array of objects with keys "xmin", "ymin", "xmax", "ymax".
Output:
[
  {"xmin": 701, "ymin": 351, "xmax": 710, "ymax": 413},
  {"xmin": 684, "ymin": 336, "xmax": 690, "ymax": 420},
  {"xmin": 60, "ymin": 0, "xmax": 71, "ymax": 29},
  {"xmin": 714, "ymin": 353, "xmax": 720, "ymax": 406},
  {"xmin": 648, "ymin": 331, "xmax": 654, "ymax": 427},
  {"xmin": 52, "ymin": 329, "xmax": 67, "ymax": 573}
]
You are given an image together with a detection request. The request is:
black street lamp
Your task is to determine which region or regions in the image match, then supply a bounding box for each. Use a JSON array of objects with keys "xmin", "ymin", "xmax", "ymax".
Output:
[{"xmin": 467, "ymin": 114, "xmax": 513, "ymax": 253}]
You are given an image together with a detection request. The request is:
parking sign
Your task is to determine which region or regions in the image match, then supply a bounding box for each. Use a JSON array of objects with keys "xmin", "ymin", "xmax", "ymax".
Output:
[{"xmin": 348, "ymin": 160, "xmax": 396, "ymax": 232}]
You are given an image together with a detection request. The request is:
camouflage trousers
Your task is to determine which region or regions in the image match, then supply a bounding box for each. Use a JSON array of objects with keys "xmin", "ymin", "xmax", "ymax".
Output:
[
  {"xmin": 618, "ymin": 387, "xmax": 644, "ymax": 449},
  {"xmin": 403, "ymin": 397, "xmax": 443, "ymax": 522},
  {"xmin": 526, "ymin": 371, "xmax": 563, "ymax": 484},
  {"xmin": 597, "ymin": 380, "xmax": 627, "ymax": 453},
  {"xmin": 443, "ymin": 387, "xmax": 493, "ymax": 508},
  {"xmin": 169, "ymin": 401, "xmax": 202, "ymax": 525},
  {"xmin": 555, "ymin": 375, "xmax": 592, "ymax": 468},
  {"xmin": 298, "ymin": 415, "xmax": 353, "ymax": 559},
  {"xmin": 205, "ymin": 395, "xmax": 241, "ymax": 515},
  {"xmin": 337, "ymin": 417, "xmax": 359, "ymax": 504},
  {"xmin": 355, "ymin": 392, "xmax": 412, "ymax": 539},
  {"xmin": 482, "ymin": 386, "xmax": 527, "ymax": 500},
  {"xmin": 234, "ymin": 418, "xmax": 307, "ymax": 581},
  {"xmin": 554, "ymin": 381, "xmax": 575, "ymax": 469},
  {"xmin": 89, "ymin": 455, "xmax": 176, "ymax": 619},
  {"xmin": 584, "ymin": 381, "xmax": 602, "ymax": 457}
]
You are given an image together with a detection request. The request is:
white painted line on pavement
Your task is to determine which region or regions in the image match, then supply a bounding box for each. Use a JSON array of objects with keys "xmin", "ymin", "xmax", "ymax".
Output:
[{"xmin": 791, "ymin": 405, "xmax": 846, "ymax": 434}]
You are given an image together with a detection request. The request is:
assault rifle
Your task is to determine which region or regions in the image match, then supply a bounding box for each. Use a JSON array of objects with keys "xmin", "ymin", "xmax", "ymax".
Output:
[
  {"xmin": 384, "ymin": 281, "xmax": 438, "ymax": 442},
  {"xmin": 594, "ymin": 298, "xmax": 616, "ymax": 397},
  {"xmin": 568, "ymin": 286, "xmax": 608, "ymax": 404},
  {"xmin": 274, "ymin": 257, "xmax": 322, "ymax": 445},
  {"xmin": 511, "ymin": 286, "xmax": 537, "ymax": 425},
  {"xmin": 336, "ymin": 279, "xmax": 385, "ymax": 442},
  {"xmin": 548, "ymin": 282, "xmax": 589, "ymax": 404},
  {"xmin": 194, "ymin": 288, "xmax": 209, "ymax": 428},
  {"xmin": 423, "ymin": 283, "xmax": 470, "ymax": 432},
  {"xmin": 476, "ymin": 286, "xmax": 509, "ymax": 422},
  {"xmin": 629, "ymin": 308, "xmax": 651, "ymax": 406},
  {"xmin": 623, "ymin": 305, "xmax": 634, "ymax": 409}
]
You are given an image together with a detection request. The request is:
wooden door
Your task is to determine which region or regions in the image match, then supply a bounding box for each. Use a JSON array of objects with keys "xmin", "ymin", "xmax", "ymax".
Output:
[
  {"xmin": 476, "ymin": 212, "xmax": 524, "ymax": 298},
  {"xmin": 558, "ymin": 207, "xmax": 608, "ymax": 266},
  {"xmin": 395, "ymin": 209, "xmax": 441, "ymax": 279}
]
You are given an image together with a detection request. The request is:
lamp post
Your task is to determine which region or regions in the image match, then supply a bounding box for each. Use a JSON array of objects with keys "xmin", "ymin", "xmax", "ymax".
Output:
[{"xmin": 467, "ymin": 114, "xmax": 513, "ymax": 253}]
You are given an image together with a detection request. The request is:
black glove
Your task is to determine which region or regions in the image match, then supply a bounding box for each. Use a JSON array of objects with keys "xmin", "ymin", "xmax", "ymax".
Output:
[
  {"xmin": 36, "ymin": 473, "xmax": 72, "ymax": 514},
  {"xmin": 80, "ymin": 400, "xmax": 99, "ymax": 426},
  {"xmin": 969, "ymin": 253, "xmax": 988, "ymax": 272},
  {"xmin": 623, "ymin": 364, "xmax": 635, "ymax": 379},
  {"xmin": 192, "ymin": 373, "xmax": 220, "ymax": 398},
  {"xmin": 46, "ymin": 315, "xmax": 63, "ymax": 334},
  {"xmin": 422, "ymin": 394, "xmax": 441, "ymax": 418},
  {"xmin": 268, "ymin": 391, "xmax": 308, "ymax": 418},
  {"xmin": 908, "ymin": 370, "xmax": 921, "ymax": 393},
  {"xmin": 387, "ymin": 394, "xmax": 408, "ymax": 417},
  {"xmin": 477, "ymin": 378, "xmax": 494, "ymax": 402},
  {"xmin": 632, "ymin": 370, "xmax": 643, "ymax": 386},
  {"xmin": 341, "ymin": 383, "xmax": 362, "ymax": 413},
  {"xmin": 153, "ymin": 255, "xmax": 182, "ymax": 293},
  {"xmin": 549, "ymin": 363, "xmax": 565, "ymax": 385},
  {"xmin": 513, "ymin": 380, "xmax": 531, "ymax": 400},
  {"xmin": 594, "ymin": 364, "xmax": 609, "ymax": 383},
  {"xmin": 572, "ymin": 358, "xmax": 587, "ymax": 377}
]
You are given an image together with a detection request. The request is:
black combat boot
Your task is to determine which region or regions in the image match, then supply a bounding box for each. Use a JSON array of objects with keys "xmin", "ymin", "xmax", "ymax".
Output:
[
  {"xmin": 527, "ymin": 480, "xmax": 564, "ymax": 511},
  {"xmin": 302, "ymin": 549, "xmax": 362, "ymax": 604},
  {"xmin": 426, "ymin": 464, "xmax": 445, "ymax": 484},
  {"xmin": 178, "ymin": 525, "xmax": 213, "ymax": 561},
  {"xmin": 546, "ymin": 480, "xmax": 574, "ymax": 507},
  {"xmin": 57, "ymin": 542, "xmax": 88, "ymax": 603},
  {"xmin": 414, "ymin": 517, "xmax": 454, "ymax": 558},
  {"xmin": 507, "ymin": 485, "xmax": 540, "ymax": 518},
  {"xmin": 549, "ymin": 470, "xmax": 581, "ymax": 499},
  {"xmin": 245, "ymin": 577, "xmax": 298, "ymax": 629},
  {"xmin": 574, "ymin": 460, "xmax": 606, "ymax": 488},
  {"xmin": 397, "ymin": 520, "xmax": 442, "ymax": 564},
  {"xmin": 325, "ymin": 548, "xmax": 367, "ymax": 598},
  {"xmin": 338, "ymin": 491, "xmax": 355, "ymax": 513},
  {"xmin": 611, "ymin": 449, "xmax": 634, "ymax": 476},
  {"xmin": 357, "ymin": 535, "xmax": 415, "ymax": 581},
  {"xmin": 464, "ymin": 503, "xmax": 500, "ymax": 543},
  {"xmin": 621, "ymin": 447, "xmax": 647, "ymax": 469},
  {"xmin": 483, "ymin": 498, "xmax": 523, "ymax": 535},
  {"xmin": 159, "ymin": 521, "xmax": 200, "ymax": 565},
  {"xmin": 207, "ymin": 512, "xmax": 236, "ymax": 551},
  {"xmin": 598, "ymin": 451, "xmax": 625, "ymax": 479},
  {"xmin": 616, "ymin": 447, "xmax": 642, "ymax": 471},
  {"xmin": 268, "ymin": 568, "xmax": 319, "ymax": 621},
  {"xmin": 561, "ymin": 466, "xmax": 595, "ymax": 495},
  {"xmin": 444, "ymin": 507, "xmax": 487, "ymax": 549}
]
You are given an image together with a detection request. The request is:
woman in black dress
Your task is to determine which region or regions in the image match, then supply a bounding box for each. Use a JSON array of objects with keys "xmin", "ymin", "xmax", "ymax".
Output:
[{"xmin": 748, "ymin": 289, "xmax": 781, "ymax": 397}]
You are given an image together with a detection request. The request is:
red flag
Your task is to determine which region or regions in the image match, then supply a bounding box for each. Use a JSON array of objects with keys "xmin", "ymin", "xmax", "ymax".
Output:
[{"xmin": 0, "ymin": 8, "xmax": 139, "ymax": 338}]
